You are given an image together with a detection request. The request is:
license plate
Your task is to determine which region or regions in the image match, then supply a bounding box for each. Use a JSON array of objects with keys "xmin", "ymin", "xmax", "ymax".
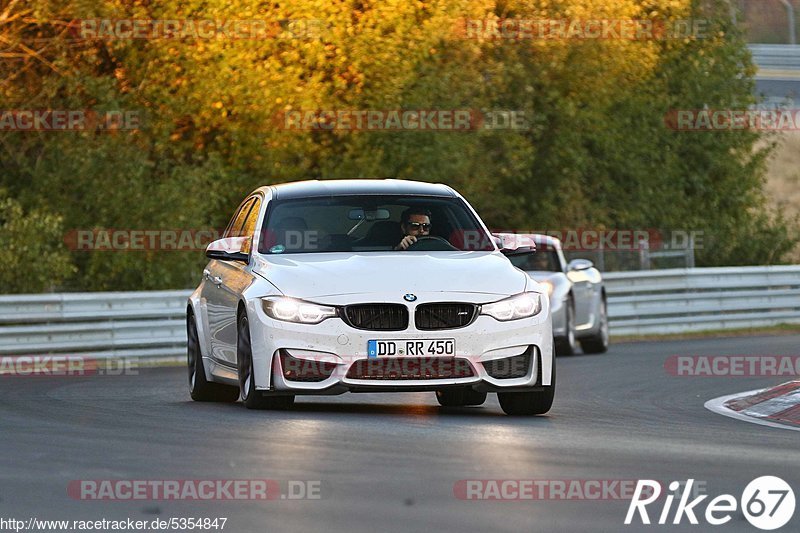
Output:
[{"xmin": 368, "ymin": 339, "xmax": 455, "ymax": 358}]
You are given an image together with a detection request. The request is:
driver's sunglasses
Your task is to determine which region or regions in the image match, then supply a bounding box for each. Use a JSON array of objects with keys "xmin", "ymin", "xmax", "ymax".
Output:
[{"xmin": 407, "ymin": 222, "xmax": 431, "ymax": 231}]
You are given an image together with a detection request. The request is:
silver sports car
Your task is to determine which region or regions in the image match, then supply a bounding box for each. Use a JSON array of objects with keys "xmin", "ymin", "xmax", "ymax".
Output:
[{"xmin": 508, "ymin": 234, "xmax": 609, "ymax": 355}]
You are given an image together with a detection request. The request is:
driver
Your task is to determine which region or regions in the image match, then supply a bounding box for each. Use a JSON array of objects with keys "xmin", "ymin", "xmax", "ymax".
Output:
[{"xmin": 395, "ymin": 207, "xmax": 432, "ymax": 250}]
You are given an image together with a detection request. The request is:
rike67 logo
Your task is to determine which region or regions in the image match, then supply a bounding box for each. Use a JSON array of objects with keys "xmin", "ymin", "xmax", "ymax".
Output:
[{"xmin": 625, "ymin": 477, "xmax": 795, "ymax": 530}]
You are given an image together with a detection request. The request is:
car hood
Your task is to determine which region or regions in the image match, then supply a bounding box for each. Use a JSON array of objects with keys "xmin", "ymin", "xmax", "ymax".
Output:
[
  {"xmin": 524, "ymin": 271, "xmax": 571, "ymax": 289},
  {"xmin": 253, "ymin": 252, "xmax": 529, "ymax": 299},
  {"xmin": 526, "ymin": 271, "xmax": 566, "ymax": 283}
]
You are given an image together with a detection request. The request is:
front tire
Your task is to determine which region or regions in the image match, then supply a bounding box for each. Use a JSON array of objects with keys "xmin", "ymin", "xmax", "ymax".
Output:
[
  {"xmin": 187, "ymin": 312, "xmax": 238, "ymax": 403},
  {"xmin": 554, "ymin": 298, "xmax": 576, "ymax": 356},
  {"xmin": 580, "ymin": 296, "xmax": 609, "ymax": 354},
  {"xmin": 237, "ymin": 312, "xmax": 294, "ymax": 410},
  {"xmin": 497, "ymin": 353, "xmax": 555, "ymax": 416},
  {"xmin": 436, "ymin": 387, "xmax": 487, "ymax": 407}
]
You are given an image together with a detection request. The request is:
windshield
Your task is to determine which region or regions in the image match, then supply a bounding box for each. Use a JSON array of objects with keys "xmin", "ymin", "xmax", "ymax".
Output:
[
  {"xmin": 508, "ymin": 250, "xmax": 562, "ymax": 273},
  {"xmin": 258, "ymin": 195, "xmax": 495, "ymax": 254}
]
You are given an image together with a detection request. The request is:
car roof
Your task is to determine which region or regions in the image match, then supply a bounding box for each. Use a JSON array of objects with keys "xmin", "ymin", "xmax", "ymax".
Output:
[
  {"xmin": 262, "ymin": 179, "xmax": 456, "ymax": 200},
  {"xmin": 531, "ymin": 234, "xmax": 562, "ymax": 249}
]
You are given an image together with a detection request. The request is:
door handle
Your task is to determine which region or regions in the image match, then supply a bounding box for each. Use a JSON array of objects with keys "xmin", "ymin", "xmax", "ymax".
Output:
[{"xmin": 203, "ymin": 269, "xmax": 223, "ymax": 286}]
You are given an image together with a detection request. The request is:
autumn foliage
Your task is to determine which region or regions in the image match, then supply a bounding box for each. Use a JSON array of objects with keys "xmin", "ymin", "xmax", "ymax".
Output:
[{"xmin": 0, "ymin": 0, "xmax": 795, "ymax": 291}]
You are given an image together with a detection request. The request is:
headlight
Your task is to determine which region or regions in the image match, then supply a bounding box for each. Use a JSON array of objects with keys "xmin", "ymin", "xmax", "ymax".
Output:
[
  {"xmin": 539, "ymin": 280, "xmax": 554, "ymax": 297},
  {"xmin": 262, "ymin": 297, "xmax": 338, "ymax": 324},
  {"xmin": 480, "ymin": 292, "xmax": 542, "ymax": 321}
]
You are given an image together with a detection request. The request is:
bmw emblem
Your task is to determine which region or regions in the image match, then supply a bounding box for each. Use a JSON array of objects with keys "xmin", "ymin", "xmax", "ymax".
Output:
[{"xmin": 403, "ymin": 294, "xmax": 417, "ymax": 302}]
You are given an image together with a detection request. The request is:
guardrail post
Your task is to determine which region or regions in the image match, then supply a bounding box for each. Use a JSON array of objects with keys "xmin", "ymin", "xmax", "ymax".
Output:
[
  {"xmin": 597, "ymin": 240, "xmax": 605, "ymax": 272},
  {"xmin": 780, "ymin": 0, "xmax": 797, "ymax": 44},
  {"xmin": 638, "ymin": 236, "xmax": 650, "ymax": 270}
]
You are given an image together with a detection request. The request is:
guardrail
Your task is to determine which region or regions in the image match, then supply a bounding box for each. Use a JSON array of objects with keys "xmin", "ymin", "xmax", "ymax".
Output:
[
  {"xmin": 1, "ymin": 266, "xmax": 799, "ymax": 358},
  {"xmin": 604, "ymin": 266, "xmax": 800, "ymax": 335},
  {"xmin": 0, "ymin": 291, "xmax": 190, "ymax": 359},
  {"xmin": 749, "ymin": 44, "xmax": 800, "ymax": 74}
]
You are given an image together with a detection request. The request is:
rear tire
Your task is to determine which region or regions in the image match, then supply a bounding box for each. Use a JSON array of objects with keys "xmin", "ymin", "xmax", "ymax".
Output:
[
  {"xmin": 554, "ymin": 299, "xmax": 576, "ymax": 356},
  {"xmin": 580, "ymin": 297, "xmax": 609, "ymax": 354},
  {"xmin": 436, "ymin": 387, "xmax": 487, "ymax": 407},
  {"xmin": 497, "ymin": 353, "xmax": 555, "ymax": 416},
  {"xmin": 237, "ymin": 312, "xmax": 294, "ymax": 410},
  {"xmin": 187, "ymin": 312, "xmax": 238, "ymax": 403}
]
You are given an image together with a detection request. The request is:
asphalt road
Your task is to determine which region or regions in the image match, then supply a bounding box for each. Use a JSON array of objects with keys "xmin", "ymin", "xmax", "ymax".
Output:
[{"xmin": 1, "ymin": 335, "xmax": 799, "ymax": 533}]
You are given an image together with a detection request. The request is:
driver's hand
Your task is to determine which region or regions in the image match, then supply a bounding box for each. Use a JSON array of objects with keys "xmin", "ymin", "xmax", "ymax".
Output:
[{"xmin": 396, "ymin": 235, "xmax": 417, "ymax": 250}]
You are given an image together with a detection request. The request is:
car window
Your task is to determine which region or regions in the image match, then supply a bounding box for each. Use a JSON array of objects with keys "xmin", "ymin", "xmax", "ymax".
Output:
[
  {"xmin": 509, "ymin": 250, "xmax": 562, "ymax": 272},
  {"xmin": 258, "ymin": 195, "xmax": 494, "ymax": 254},
  {"xmin": 224, "ymin": 198, "xmax": 255, "ymax": 238}
]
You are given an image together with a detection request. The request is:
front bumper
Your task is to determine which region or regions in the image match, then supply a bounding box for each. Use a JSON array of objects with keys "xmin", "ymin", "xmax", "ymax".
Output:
[{"xmin": 244, "ymin": 296, "xmax": 553, "ymax": 395}]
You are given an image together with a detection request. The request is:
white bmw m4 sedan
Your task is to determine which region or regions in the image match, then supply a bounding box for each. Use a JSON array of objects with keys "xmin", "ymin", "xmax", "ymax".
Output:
[{"xmin": 187, "ymin": 179, "xmax": 555, "ymax": 415}]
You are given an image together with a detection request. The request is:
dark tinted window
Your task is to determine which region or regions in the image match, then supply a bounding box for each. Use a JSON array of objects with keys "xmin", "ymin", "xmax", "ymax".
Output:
[
  {"xmin": 508, "ymin": 250, "xmax": 562, "ymax": 273},
  {"xmin": 258, "ymin": 195, "xmax": 494, "ymax": 254}
]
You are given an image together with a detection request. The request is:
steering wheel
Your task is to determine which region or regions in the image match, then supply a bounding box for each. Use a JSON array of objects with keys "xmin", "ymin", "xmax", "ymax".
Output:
[{"xmin": 405, "ymin": 235, "xmax": 458, "ymax": 251}]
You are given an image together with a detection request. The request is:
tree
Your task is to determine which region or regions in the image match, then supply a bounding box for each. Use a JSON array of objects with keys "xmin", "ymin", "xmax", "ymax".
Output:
[{"xmin": 0, "ymin": 0, "xmax": 795, "ymax": 292}]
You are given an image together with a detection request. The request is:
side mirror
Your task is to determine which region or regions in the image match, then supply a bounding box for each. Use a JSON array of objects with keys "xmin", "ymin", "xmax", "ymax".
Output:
[
  {"xmin": 567, "ymin": 258, "xmax": 593, "ymax": 271},
  {"xmin": 205, "ymin": 236, "xmax": 251, "ymax": 263},
  {"xmin": 493, "ymin": 233, "xmax": 536, "ymax": 255}
]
